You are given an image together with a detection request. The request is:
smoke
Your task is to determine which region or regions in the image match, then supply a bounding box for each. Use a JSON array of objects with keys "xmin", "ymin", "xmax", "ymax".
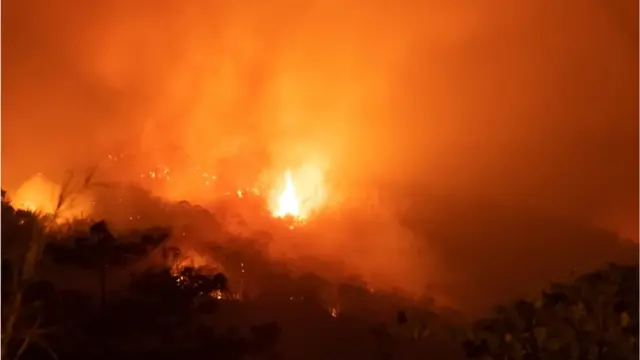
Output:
[{"xmin": 2, "ymin": 0, "xmax": 638, "ymax": 309}]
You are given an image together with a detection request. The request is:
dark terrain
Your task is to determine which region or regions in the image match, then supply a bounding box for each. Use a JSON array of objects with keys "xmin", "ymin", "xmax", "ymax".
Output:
[{"xmin": 1, "ymin": 187, "xmax": 638, "ymax": 360}]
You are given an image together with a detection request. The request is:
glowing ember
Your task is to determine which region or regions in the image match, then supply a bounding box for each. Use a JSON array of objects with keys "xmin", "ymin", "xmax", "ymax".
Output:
[
  {"xmin": 329, "ymin": 307, "xmax": 338, "ymax": 318},
  {"xmin": 274, "ymin": 170, "xmax": 300, "ymax": 218}
]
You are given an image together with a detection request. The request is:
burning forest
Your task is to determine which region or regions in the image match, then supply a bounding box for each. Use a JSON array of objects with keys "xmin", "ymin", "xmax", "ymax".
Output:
[{"xmin": 2, "ymin": 0, "xmax": 638, "ymax": 359}]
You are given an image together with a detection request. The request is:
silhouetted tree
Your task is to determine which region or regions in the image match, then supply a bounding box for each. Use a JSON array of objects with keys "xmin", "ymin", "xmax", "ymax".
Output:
[
  {"xmin": 462, "ymin": 263, "xmax": 639, "ymax": 360},
  {"xmin": 44, "ymin": 220, "xmax": 170, "ymax": 312}
]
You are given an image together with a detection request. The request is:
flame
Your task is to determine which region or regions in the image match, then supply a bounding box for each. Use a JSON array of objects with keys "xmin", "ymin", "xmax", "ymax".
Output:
[
  {"xmin": 12, "ymin": 174, "xmax": 58, "ymax": 214},
  {"xmin": 329, "ymin": 307, "xmax": 339, "ymax": 318},
  {"xmin": 274, "ymin": 170, "xmax": 300, "ymax": 218},
  {"xmin": 120, "ymin": 155, "xmax": 326, "ymax": 219},
  {"xmin": 10, "ymin": 174, "xmax": 92, "ymax": 222},
  {"xmin": 270, "ymin": 164, "xmax": 327, "ymax": 220}
]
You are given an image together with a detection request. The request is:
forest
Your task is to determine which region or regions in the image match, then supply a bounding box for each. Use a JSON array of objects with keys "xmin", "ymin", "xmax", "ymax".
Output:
[{"xmin": 1, "ymin": 187, "xmax": 638, "ymax": 360}]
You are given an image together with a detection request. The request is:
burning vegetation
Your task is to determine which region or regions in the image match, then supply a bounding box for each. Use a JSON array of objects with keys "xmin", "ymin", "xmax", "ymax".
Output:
[
  {"xmin": 1, "ymin": 183, "xmax": 638, "ymax": 360},
  {"xmin": 10, "ymin": 173, "xmax": 94, "ymax": 223},
  {"xmin": 2, "ymin": 0, "xmax": 637, "ymax": 358},
  {"xmin": 273, "ymin": 170, "xmax": 300, "ymax": 219}
]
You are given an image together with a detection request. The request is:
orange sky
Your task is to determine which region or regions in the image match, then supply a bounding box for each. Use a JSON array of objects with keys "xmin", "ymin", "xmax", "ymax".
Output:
[{"xmin": 2, "ymin": 0, "xmax": 638, "ymax": 240}]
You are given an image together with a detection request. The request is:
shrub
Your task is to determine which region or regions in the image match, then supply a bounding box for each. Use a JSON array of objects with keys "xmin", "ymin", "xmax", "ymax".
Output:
[{"xmin": 462, "ymin": 263, "xmax": 639, "ymax": 360}]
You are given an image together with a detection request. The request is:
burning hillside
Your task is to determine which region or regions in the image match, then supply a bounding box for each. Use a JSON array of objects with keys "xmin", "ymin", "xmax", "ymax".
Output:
[
  {"xmin": 10, "ymin": 173, "xmax": 94, "ymax": 223},
  {"xmin": 6, "ymin": 155, "xmax": 435, "ymax": 301},
  {"xmin": 2, "ymin": 0, "xmax": 636, "ymax": 316}
]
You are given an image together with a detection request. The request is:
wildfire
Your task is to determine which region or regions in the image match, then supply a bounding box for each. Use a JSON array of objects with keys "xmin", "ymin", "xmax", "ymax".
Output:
[
  {"xmin": 10, "ymin": 174, "xmax": 93, "ymax": 223},
  {"xmin": 274, "ymin": 170, "xmax": 300, "ymax": 218},
  {"xmin": 270, "ymin": 165, "xmax": 327, "ymax": 221},
  {"xmin": 107, "ymin": 153, "xmax": 326, "ymax": 220}
]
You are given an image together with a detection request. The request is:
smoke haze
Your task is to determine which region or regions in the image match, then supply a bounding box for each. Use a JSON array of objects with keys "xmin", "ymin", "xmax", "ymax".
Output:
[{"xmin": 2, "ymin": 0, "xmax": 638, "ymax": 310}]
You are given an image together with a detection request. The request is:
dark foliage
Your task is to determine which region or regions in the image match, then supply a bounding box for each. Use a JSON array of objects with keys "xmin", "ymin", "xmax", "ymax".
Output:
[
  {"xmin": 1, "ymin": 197, "xmax": 279, "ymax": 360},
  {"xmin": 3, "ymin": 188, "xmax": 637, "ymax": 360},
  {"xmin": 462, "ymin": 263, "xmax": 639, "ymax": 360},
  {"xmin": 397, "ymin": 310, "xmax": 408, "ymax": 325}
]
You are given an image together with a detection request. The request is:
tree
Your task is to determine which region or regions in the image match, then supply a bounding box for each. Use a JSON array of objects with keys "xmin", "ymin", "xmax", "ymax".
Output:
[
  {"xmin": 462, "ymin": 263, "xmax": 639, "ymax": 360},
  {"xmin": 44, "ymin": 220, "xmax": 170, "ymax": 312}
]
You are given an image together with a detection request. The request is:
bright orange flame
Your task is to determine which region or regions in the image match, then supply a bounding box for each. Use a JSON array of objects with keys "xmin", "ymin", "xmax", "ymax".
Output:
[
  {"xmin": 12, "ymin": 174, "xmax": 58, "ymax": 214},
  {"xmin": 274, "ymin": 170, "xmax": 300, "ymax": 218},
  {"xmin": 11, "ymin": 174, "xmax": 93, "ymax": 223},
  {"xmin": 270, "ymin": 164, "xmax": 328, "ymax": 220}
]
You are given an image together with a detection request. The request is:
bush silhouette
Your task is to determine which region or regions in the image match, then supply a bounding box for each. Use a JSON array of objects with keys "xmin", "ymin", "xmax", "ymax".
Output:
[{"xmin": 462, "ymin": 263, "xmax": 639, "ymax": 360}]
